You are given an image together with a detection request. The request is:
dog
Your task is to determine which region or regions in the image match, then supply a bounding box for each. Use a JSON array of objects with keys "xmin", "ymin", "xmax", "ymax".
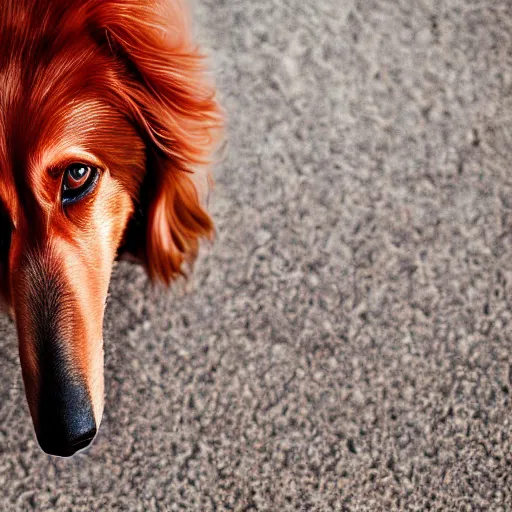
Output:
[{"xmin": 0, "ymin": 0, "xmax": 222, "ymax": 456}]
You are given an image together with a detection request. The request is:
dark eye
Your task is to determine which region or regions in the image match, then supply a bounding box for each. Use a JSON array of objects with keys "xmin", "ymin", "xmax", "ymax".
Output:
[{"xmin": 62, "ymin": 164, "xmax": 99, "ymax": 205}]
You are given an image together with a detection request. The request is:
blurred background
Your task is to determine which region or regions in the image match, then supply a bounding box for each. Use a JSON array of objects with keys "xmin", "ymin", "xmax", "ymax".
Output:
[{"xmin": 1, "ymin": 0, "xmax": 512, "ymax": 509}]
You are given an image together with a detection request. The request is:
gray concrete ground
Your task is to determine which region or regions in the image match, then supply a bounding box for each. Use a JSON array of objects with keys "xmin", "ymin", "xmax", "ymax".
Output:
[{"xmin": 1, "ymin": 0, "xmax": 512, "ymax": 510}]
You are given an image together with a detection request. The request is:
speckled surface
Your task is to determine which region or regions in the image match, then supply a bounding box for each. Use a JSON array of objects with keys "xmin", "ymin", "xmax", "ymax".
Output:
[{"xmin": 1, "ymin": 0, "xmax": 512, "ymax": 510}]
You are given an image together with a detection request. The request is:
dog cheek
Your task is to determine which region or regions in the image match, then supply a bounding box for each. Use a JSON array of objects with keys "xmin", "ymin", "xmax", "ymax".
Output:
[{"xmin": 95, "ymin": 179, "xmax": 134, "ymax": 259}]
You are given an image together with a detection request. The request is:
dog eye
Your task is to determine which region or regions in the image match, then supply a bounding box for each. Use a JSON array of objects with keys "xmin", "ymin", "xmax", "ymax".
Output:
[
  {"xmin": 62, "ymin": 164, "xmax": 99, "ymax": 206},
  {"xmin": 66, "ymin": 165, "xmax": 90, "ymax": 188}
]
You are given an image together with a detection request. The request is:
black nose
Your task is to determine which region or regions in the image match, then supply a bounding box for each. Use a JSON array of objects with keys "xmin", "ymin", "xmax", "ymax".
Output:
[{"xmin": 36, "ymin": 377, "xmax": 97, "ymax": 457}]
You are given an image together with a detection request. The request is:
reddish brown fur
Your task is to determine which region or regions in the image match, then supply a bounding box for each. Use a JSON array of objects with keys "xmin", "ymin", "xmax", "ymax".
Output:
[{"xmin": 0, "ymin": 0, "xmax": 222, "ymax": 449}]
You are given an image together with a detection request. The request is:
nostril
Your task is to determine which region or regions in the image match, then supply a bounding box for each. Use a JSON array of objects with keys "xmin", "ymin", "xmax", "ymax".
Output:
[{"xmin": 70, "ymin": 427, "xmax": 97, "ymax": 451}]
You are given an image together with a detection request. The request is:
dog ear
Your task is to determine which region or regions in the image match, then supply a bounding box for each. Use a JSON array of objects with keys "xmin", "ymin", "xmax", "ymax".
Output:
[{"xmin": 90, "ymin": 0, "xmax": 222, "ymax": 283}]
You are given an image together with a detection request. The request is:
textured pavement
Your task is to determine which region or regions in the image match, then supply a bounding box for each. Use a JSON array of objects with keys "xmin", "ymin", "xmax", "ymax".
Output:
[{"xmin": 1, "ymin": 0, "xmax": 512, "ymax": 510}]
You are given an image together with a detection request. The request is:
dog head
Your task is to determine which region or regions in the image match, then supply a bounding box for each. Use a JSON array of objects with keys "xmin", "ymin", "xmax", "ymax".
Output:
[{"xmin": 0, "ymin": 0, "xmax": 222, "ymax": 456}]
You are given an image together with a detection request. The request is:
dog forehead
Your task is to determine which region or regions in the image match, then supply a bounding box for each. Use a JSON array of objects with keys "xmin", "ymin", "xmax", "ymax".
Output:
[
  {"xmin": 0, "ymin": 44, "xmax": 118, "ymax": 164},
  {"xmin": 0, "ymin": 69, "xmax": 81, "ymax": 165}
]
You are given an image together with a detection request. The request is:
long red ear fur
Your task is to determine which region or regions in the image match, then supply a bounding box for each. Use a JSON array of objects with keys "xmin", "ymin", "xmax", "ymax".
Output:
[{"xmin": 91, "ymin": 0, "xmax": 223, "ymax": 284}]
